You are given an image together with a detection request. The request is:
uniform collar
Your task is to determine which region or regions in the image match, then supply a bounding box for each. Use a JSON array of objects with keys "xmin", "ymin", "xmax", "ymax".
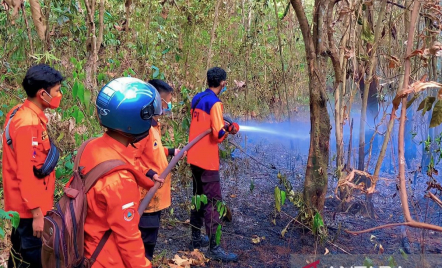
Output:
[
  {"xmin": 102, "ymin": 132, "xmax": 137, "ymax": 164},
  {"xmin": 205, "ymin": 88, "xmax": 217, "ymax": 95},
  {"xmin": 23, "ymin": 99, "xmax": 48, "ymax": 125}
]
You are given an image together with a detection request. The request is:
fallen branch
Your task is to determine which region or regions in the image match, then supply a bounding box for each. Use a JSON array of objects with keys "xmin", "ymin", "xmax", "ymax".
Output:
[{"xmin": 425, "ymin": 192, "xmax": 442, "ymax": 208}]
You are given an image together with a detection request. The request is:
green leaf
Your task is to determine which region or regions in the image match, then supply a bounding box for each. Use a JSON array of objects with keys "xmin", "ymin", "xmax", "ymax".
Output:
[
  {"xmin": 72, "ymin": 106, "xmax": 85, "ymax": 124},
  {"xmin": 57, "ymin": 132, "xmax": 65, "ymax": 143},
  {"xmin": 313, "ymin": 212, "xmax": 324, "ymax": 234},
  {"xmin": 275, "ymin": 187, "xmax": 281, "ymax": 212},
  {"xmin": 200, "ymin": 194, "xmax": 208, "ymax": 205},
  {"xmin": 361, "ymin": 18, "xmax": 374, "ymax": 44},
  {"xmin": 192, "ymin": 196, "xmax": 197, "ymax": 208},
  {"xmin": 363, "ymin": 257, "xmax": 374, "ymax": 267},
  {"xmin": 219, "ymin": 204, "xmax": 225, "ymax": 219},
  {"xmin": 281, "ymin": 191, "xmax": 286, "ymax": 206},
  {"xmin": 0, "ymin": 110, "xmax": 3, "ymax": 117},
  {"xmin": 9, "ymin": 211, "xmax": 19, "ymax": 229},
  {"xmin": 399, "ymin": 248, "xmax": 409, "ymax": 260},
  {"xmin": 250, "ymin": 179, "xmax": 255, "ymax": 193},
  {"xmin": 77, "ymin": 83, "xmax": 85, "ymax": 104},
  {"xmin": 430, "ymin": 100, "xmax": 442, "ymax": 128},
  {"xmin": 162, "ymin": 47, "xmax": 171, "ymax": 55},
  {"xmin": 151, "ymin": 66, "xmax": 159, "ymax": 78},
  {"xmin": 72, "ymin": 81, "xmax": 79, "ymax": 99},
  {"xmin": 65, "ymin": 161, "xmax": 74, "ymax": 170},
  {"xmin": 56, "ymin": 168, "xmax": 63, "ymax": 179},
  {"xmin": 196, "ymin": 195, "xmax": 201, "ymax": 211},
  {"xmin": 406, "ymin": 94, "xmax": 420, "ymax": 109},
  {"xmin": 388, "ymin": 255, "xmax": 397, "ymax": 267},
  {"xmin": 417, "ymin": 96, "xmax": 436, "ymax": 116},
  {"xmin": 0, "ymin": 210, "xmax": 11, "ymax": 219},
  {"xmin": 215, "ymin": 224, "xmax": 222, "ymax": 245},
  {"xmin": 0, "ymin": 227, "xmax": 4, "ymax": 238},
  {"xmin": 84, "ymin": 90, "xmax": 91, "ymax": 112}
]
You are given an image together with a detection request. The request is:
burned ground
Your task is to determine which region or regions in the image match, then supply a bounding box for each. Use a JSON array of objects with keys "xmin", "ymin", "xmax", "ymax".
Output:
[{"xmin": 153, "ymin": 132, "xmax": 442, "ymax": 268}]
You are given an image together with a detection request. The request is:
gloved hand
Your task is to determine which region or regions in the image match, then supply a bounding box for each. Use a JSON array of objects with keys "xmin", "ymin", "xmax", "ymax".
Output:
[{"xmin": 226, "ymin": 122, "xmax": 239, "ymax": 135}]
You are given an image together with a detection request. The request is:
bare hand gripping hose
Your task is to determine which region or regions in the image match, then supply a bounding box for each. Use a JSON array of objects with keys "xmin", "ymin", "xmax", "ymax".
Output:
[{"xmin": 138, "ymin": 128, "xmax": 212, "ymax": 214}]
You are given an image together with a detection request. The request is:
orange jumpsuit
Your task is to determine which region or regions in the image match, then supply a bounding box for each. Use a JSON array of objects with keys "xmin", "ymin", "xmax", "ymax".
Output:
[
  {"xmin": 2, "ymin": 100, "xmax": 56, "ymax": 218},
  {"xmin": 187, "ymin": 89, "xmax": 227, "ymax": 171},
  {"xmin": 133, "ymin": 123, "xmax": 171, "ymax": 212},
  {"xmin": 80, "ymin": 133, "xmax": 153, "ymax": 268}
]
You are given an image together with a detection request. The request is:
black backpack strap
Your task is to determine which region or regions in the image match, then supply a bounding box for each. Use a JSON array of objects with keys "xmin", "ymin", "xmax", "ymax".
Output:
[
  {"xmin": 191, "ymin": 92, "xmax": 211, "ymax": 110},
  {"xmin": 88, "ymin": 229, "xmax": 112, "ymax": 266},
  {"xmin": 4, "ymin": 106, "xmax": 21, "ymax": 151}
]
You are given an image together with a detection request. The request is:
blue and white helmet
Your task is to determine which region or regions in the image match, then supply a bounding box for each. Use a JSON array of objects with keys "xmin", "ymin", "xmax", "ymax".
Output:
[{"xmin": 96, "ymin": 77, "xmax": 161, "ymax": 136}]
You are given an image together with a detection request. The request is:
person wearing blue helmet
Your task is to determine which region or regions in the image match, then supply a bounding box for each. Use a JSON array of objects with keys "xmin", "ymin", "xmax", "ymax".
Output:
[{"xmin": 79, "ymin": 77, "xmax": 161, "ymax": 268}]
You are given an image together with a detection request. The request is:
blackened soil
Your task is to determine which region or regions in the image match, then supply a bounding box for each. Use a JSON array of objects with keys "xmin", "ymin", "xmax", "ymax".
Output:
[{"xmin": 154, "ymin": 135, "xmax": 442, "ymax": 268}]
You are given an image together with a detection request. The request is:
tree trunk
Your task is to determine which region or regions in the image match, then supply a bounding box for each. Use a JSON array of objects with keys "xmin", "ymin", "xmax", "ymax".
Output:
[
  {"xmin": 84, "ymin": 0, "xmax": 97, "ymax": 90},
  {"xmin": 21, "ymin": 3, "xmax": 35, "ymax": 55},
  {"xmin": 206, "ymin": 0, "xmax": 222, "ymax": 72},
  {"xmin": 304, "ymin": 57, "xmax": 331, "ymax": 213},
  {"xmin": 290, "ymin": 0, "xmax": 330, "ymax": 214},
  {"xmin": 273, "ymin": 0, "xmax": 291, "ymax": 120},
  {"xmin": 29, "ymin": 0, "xmax": 47, "ymax": 40},
  {"xmin": 358, "ymin": 1, "xmax": 387, "ymax": 170}
]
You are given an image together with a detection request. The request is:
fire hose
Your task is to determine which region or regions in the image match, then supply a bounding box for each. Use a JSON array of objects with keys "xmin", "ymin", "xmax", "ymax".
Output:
[
  {"xmin": 138, "ymin": 128, "xmax": 212, "ymax": 214},
  {"xmin": 138, "ymin": 116, "xmax": 239, "ymax": 215}
]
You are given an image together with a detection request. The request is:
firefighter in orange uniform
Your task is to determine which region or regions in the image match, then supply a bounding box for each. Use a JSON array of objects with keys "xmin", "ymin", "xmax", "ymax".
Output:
[
  {"xmin": 2, "ymin": 64, "xmax": 64, "ymax": 268},
  {"xmin": 81, "ymin": 77, "xmax": 161, "ymax": 268},
  {"xmin": 187, "ymin": 67, "xmax": 239, "ymax": 262},
  {"xmin": 132, "ymin": 79, "xmax": 187, "ymax": 260}
]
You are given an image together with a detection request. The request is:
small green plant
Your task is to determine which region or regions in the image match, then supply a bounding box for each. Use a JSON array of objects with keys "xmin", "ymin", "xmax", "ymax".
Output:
[
  {"xmin": 215, "ymin": 224, "xmax": 222, "ymax": 245},
  {"xmin": 216, "ymin": 200, "xmax": 228, "ymax": 220},
  {"xmin": 191, "ymin": 194, "xmax": 208, "ymax": 211},
  {"xmin": 0, "ymin": 209, "xmax": 19, "ymax": 238},
  {"xmin": 274, "ymin": 186, "xmax": 286, "ymax": 212}
]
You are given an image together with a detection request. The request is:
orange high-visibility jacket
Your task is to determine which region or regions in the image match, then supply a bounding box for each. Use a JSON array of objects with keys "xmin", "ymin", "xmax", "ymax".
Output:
[
  {"xmin": 80, "ymin": 133, "xmax": 152, "ymax": 268},
  {"xmin": 132, "ymin": 123, "xmax": 172, "ymax": 213},
  {"xmin": 187, "ymin": 89, "xmax": 227, "ymax": 171},
  {"xmin": 2, "ymin": 100, "xmax": 56, "ymax": 218}
]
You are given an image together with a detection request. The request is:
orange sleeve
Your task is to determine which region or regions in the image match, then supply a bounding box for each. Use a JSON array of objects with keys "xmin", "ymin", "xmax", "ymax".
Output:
[
  {"xmin": 14, "ymin": 125, "xmax": 41, "ymax": 210},
  {"xmin": 102, "ymin": 172, "xmax": 151, "ymax": 268},
  {"xmin": 210, "ymin": 102, "xmax": 227, "ymax": 143}
]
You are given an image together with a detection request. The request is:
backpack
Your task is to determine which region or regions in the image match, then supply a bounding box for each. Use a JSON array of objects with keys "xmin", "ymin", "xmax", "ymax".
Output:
[{"xmin": 41, "ymin": 138, "xmax": 142, "ymax": 268}]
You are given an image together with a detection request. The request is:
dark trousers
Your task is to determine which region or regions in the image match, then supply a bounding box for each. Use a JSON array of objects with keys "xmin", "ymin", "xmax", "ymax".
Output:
[
  {"xmin": 190, "ymin": 165, "xmax": 222, "ymax": 236},
  {"xmin": 8, "ymin": 218, "xmax": 42, "ymax": 268},
  {"xmin": 139, "ymin": 210, "xmax": 162, "ymax": 261}
]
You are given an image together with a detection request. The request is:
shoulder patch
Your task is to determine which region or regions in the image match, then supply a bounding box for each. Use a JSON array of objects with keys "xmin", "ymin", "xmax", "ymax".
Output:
[{"xmin": 123, "ymin": 208, "xmax": 135, "ymax": 221}]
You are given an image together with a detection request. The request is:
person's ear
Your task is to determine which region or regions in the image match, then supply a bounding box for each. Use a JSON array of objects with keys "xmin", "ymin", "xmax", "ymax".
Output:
[{"xmin": 37, "ymin": 89, "xmax": 48, "ymax": 100}]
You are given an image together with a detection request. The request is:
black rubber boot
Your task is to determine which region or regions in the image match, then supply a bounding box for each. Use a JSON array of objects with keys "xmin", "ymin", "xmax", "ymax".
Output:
[
  {"xmin": 189, "ymin": 229, "xmax": 209, "ymax": 249},
  {"xmin": 207, "ymin": 235, "xmax": 238, "ymax": 262}
]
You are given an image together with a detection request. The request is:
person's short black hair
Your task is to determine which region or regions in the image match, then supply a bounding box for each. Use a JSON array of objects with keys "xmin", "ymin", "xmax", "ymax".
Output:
[
  {"xmin": 22, "ymin": 64, "xmax": 64, "ymax": 98},
  {"xmin": 148, "ymin": 79, "xmax": 174, "ymax": 94},
  {"xmin": 207, "ymin": 67, "xmax": 227, "ymax": 88}
]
